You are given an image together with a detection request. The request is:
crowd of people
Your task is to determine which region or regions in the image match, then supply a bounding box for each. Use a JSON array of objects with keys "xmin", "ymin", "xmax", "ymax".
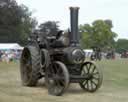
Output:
[{"xmin": 0, "ymin": 50, "xmax": 22, "ymax": 63}]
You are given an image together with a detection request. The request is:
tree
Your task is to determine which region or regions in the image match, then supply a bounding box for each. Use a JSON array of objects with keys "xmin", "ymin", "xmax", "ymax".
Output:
[
  {"xmin": 38, "ymin": 21, "xmax": 60, "ymax": 36},
  {"xmin": 18, "ymin": 4, "xmax": 38, "ymax": 45},
  {"xmin": 80, "ymin": 24, "xmax": 93, "ymax": 48},
  {"xmin": 0, "ymin": 0, "xmax": 37, "ymax": 45},
  {"xmin": 80, "ymin": 19, "xmax": 117, "ymax": 49},
  {"xmin": 115, "ymin": 39, "xmax": 128, "ymax": 53}
]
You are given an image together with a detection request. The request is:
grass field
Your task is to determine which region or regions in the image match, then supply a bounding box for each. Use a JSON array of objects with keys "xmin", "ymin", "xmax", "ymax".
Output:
[{"xmin": 0, "ymin": 59, "xmax": 128, "ymax": 102}]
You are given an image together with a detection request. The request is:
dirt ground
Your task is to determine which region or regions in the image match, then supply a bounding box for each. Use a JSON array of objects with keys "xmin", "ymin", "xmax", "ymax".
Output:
[{"xmin": 0, "ymin": 59, "xmax": 128, "ymax": 102}]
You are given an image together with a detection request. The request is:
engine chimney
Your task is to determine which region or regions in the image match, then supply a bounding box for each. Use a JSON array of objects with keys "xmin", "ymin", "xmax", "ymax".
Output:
[{"xmin": 70, "ymin": 7, "xmax": 80, "ymax": 46}]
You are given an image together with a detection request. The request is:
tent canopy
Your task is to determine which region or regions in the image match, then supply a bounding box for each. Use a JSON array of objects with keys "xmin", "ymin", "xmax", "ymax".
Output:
[
  {"xmin": 83, "ymin": 49, "xmax": 93, "ymax": 53},
  {"xmin": 0, "ymin": 43, "xmax": 24, "ymax": 50}
]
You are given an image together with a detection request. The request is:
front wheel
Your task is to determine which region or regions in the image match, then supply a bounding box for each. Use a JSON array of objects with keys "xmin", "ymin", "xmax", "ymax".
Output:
[
  {"xmin": 45, "ymin": 61, "xmax": 69, "ymax": 96},
  {"xmin": 79, "ymin": 61, "xmax": 103, "ymax": 92}
]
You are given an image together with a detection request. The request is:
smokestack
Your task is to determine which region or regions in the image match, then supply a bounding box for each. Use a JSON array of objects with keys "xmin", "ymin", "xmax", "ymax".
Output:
[{"xmin": 70, "ymin": 7, "xmax": 80, "ymax": 46}]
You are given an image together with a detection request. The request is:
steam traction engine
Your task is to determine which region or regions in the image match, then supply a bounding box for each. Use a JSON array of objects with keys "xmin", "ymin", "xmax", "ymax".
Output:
[{"xmin": 20, "ymin": 7, "xmax": 103, "ymax": 96}]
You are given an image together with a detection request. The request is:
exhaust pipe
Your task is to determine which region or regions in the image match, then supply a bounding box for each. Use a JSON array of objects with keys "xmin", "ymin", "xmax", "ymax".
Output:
[{"xmin": 70, "ymin": 7, "xmax": 80, "ymax": 46}]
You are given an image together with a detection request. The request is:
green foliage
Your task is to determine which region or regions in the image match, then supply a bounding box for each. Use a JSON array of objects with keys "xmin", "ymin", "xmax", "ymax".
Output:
[
  {"xmin": 38, "ymin": 21, "xmax": 60, "ymax": 36},
  {"xmin": 0, "ymin": 0, "xmax": 37, "ymax": 45},
  {"xmin": 80, "ymin": 24, "xmax": 94, "ymax": 48},
  {"xmin": 115, "ymin": 39, "xmax": 128, "ymax": 53},
  {"xmin": 80, "ymin": 19, "xmax": 117, "ymax": 49}
]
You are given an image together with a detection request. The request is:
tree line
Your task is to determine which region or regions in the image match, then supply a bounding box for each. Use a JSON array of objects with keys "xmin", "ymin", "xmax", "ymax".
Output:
[{"xmin": 0, "ymin": 0, "xmax": 128, "ymax": 53}]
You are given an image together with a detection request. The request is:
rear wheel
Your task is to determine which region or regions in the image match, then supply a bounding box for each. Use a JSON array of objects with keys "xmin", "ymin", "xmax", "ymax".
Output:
[
  {"xmin": 45, "ymin": 61, "xmax": 69, "ymax": 96},
  {"xmin": 20, "ymin": 46, "xmax": 41, "ymax": 86},
  {"xmin": 79, "ymin": 61, "xmax": 103, "ymax": 92}
]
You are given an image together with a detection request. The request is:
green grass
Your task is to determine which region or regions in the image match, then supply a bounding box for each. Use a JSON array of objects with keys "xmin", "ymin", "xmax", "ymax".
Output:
[
  {"xmin": 0, "ymin": 59, "xmax": 128, "ymax": 102},
  {"xmin": 99, "ymin": 59, "xmax": 128, "ymax": 89}
]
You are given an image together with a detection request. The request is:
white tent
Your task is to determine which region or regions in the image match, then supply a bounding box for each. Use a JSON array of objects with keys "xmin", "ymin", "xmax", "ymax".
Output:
[
  {"xmin": 83, "ymin": 49, "xmax": 93, "ymax": 57},
  {"xmin": 0, "ymin": 43, "xmax": 24, "ymax": 50}
]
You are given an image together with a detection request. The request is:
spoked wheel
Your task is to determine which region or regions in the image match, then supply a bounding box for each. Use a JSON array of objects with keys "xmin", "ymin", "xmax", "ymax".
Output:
[
  {"xmin": 20, "ymin": 46, "xmax": 41, "ymax": 86},
  {"xmin": 45, "ymin": 61, "xmax": 69, "ymax": 96},
  {"xmin": 79, "ymin": 61, "xmax": 103, "ymax": 92}
]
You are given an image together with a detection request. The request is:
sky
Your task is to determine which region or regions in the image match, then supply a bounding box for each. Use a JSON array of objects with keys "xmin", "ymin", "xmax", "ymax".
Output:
[{"xmin": 16, "ymin": 0, "xmax": 128, "ymax": 39}]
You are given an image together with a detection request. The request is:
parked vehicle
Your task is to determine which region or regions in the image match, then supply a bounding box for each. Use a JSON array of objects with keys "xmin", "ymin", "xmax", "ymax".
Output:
[{"xmin": 20, "ymin": 7, "xmax": 103, "ymax": 96}]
